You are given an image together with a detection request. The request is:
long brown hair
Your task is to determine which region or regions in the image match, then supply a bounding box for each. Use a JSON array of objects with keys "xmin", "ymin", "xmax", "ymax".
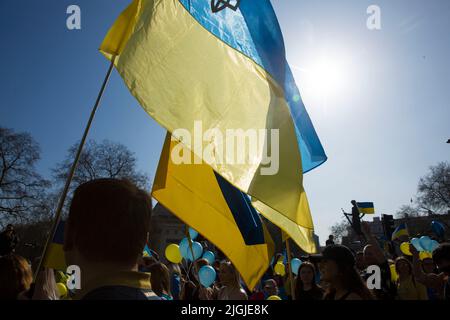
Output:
[
  {"xmin": 219, "ymin": 260, "xmax": 241, "ymax": 288},
  {"xmin": 295, "ymin": 262, "xmax": 320, "ymax": 297},
  {"xmin": 324, "ymin": 263, "xmax": 374, "ymax": 300}
]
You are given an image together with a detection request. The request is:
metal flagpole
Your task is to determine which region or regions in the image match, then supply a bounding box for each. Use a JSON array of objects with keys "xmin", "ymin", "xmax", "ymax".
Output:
[{"xmin": 34, "ymin": 57, "xmax": 116, "ymax": 279}]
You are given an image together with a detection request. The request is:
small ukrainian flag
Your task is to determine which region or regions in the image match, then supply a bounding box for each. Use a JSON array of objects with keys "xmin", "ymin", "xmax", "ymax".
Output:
[
  {"xmin": 43, "ymin": 220, "xmax": 66, "ymax": 271},
  {"xmin": 143, "ymin": 244, "xmax": 152, "ymax": 257},
  {"xmin": 356, "ymin": 202, "xmax": 375, "ymax": 214},
  {"xmin": 391, "ymin": 223, "xmax": 409, "ymax": 241}
]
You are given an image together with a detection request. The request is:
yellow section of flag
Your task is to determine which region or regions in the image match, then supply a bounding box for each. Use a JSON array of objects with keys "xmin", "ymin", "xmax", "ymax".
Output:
[
  {"xmin": 152, "ymin": 134, "xmax": 275, "ymax": 290},
  {"xmin": 100, "ymin": 0, "xmax": 317, "ymax": 253}
]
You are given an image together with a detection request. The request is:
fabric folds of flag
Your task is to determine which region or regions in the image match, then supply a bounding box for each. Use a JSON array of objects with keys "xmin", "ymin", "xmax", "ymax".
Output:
[
  {"xmin": 100, "ymin": 0, "xmax": 327, "ymax": 253},
  {"xmin": 43, "ymin": 220, "xmax": 66, "ymax": 271},
  {"xmin": 152, "ymin": 133, "xmax": 275, "ymax": 290},
  {"xmin": 356, "ymin": 202, "xmax": 375, "ymax": 214},
  {"xmin": 391, "ymin": 223, "xmax": 409, "ymax": 241}
]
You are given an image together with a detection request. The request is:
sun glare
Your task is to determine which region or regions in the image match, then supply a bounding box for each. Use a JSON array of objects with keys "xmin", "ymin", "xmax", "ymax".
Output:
[{"xmin": 292, "ymin": 51, "xmax": 354, "ymax": 110}]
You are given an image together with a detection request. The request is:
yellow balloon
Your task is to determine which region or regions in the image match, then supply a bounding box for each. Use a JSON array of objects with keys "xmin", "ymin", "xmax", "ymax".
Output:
[
  {"xmin": 274, "ymin": 262, "xmax": 286, "ymax": 276},
  {"xmin": 419, "ymin": 251, "xmax": 432, "ymax": 260},
  {"xmin": 389, "ymin": 264, "xmax": 398, "ymax": 282},
  {"xmin": 56, "ymin": 282, "xmax": 68, "ymax": 298},
  {"xmin": 267, "ymin": 295, "xmax": 282, "ymax": 300},
  {"xmin": 400, "ymin": 242, "xmax": 412, "ymax": 256},
  {"xmin": 165, "ymin": 244, "xmax": 182, "ymax": 264}
]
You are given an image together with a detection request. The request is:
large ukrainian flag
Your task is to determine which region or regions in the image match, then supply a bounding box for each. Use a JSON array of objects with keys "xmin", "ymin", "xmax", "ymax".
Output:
[
  {"xmin": 100, "ymin": 0, "xmax": 326, "ymax": 253},
  {"xmin": 153, "ymin": 133, "xmax": 275, "ymax": 289}
]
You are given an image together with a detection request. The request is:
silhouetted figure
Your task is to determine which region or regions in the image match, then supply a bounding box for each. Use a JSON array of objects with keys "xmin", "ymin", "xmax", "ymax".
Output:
[
  {"xmin": 0, "ymin": 225, "xmax": 19, "ymax": 256},
  {"xmin": 343, "ymin": 201, "xmax": 365, "ymax": 236},
  {"xmin": 325, "ymin": 235, "xmax": 335, "ymax": 246},
  {"xmin": 351, "ymin": 200, "xmax": 364, "ymax": 235}
]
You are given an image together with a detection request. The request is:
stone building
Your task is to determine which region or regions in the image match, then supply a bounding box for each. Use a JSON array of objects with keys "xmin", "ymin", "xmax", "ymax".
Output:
[{"xmin": 148, "ymin": 204, "xmax": 186, "ymax": 261}]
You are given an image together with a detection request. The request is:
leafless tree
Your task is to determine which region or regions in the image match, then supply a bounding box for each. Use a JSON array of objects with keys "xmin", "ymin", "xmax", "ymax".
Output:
[
  {"xmin": 395, "ymin": 204, "xmax": 422, "ymax": 219},
  {"xmin": 330, "ymin": 219, "xmax": 351, "ymax": 244},
  {"xmin": 52, "ymin": 139, "xmax": 150, "ymax": 195},
  {"xmin": 417, "ymin": 162, "xmax": 450, "ymax": 213},
  {"xmin": 0, "ymin": 127, "xmax": 50, "ymax": 225}
]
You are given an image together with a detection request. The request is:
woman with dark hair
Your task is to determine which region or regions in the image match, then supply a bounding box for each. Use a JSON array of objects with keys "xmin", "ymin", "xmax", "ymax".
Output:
[
  {"xmin": 320, "ymin": 245, "xmax": 374, "ymax": 300},
  {"xmin": 0, "ymin": 254, "xmax": 33, "ymax": 299},
  {"xmin": 294, "ymin": 262, "xmax": 324, "ymax": 300},
  {"xmin": 149, "ymin": 262, "xmax": 173, "ymax": 300},
  {"xmin": 395, "ymin": 257, "xmax": 427, "ymax": 300}
]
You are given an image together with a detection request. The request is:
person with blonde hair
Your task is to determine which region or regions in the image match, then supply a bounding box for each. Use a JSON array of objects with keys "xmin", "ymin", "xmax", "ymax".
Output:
[
  {"xmin": 217, "ymin": 260, "xmax": 247, "ymax": 300},
  {"xmin": 0, "ymin": 254, "xmax": 33, "ymax": 299}
]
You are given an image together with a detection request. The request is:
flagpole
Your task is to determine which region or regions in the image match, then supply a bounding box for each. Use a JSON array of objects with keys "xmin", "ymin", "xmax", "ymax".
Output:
[
  {"xmin": 34, "ymin": 57, "xmax": 116, "ymax": 279},
  {"xmin": 285, "ymin": 238, "xmax": 296, "ymax": 300}
]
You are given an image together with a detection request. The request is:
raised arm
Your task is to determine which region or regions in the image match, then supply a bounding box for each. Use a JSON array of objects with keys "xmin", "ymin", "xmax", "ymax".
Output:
[
  {"xmin": 361, "ymin": 222, "xmax": 386, "ymax": 264},
  {"xmin": 409, "ymin": 244, "xmax": 444, "ymax": 290}
]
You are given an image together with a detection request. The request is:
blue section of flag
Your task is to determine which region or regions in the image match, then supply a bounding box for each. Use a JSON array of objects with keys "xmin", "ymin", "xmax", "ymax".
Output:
[
  {"xmin": 357, "ymin": 202, "xmax": 374, "ymax": 209},
  {"xmin": 391, "ymin": 223, "xmax": 409, "ymax": 240},
  {"xmin": 53, "ymin": 220, "xmax": 65, "ymax": 245},
  {"xmin": 178, "ymin": 0, "xmax": 327, "ymax": 173},
  {"xmin": 143, "ymin": 244, "xmax": 152, "ymax": 256},
  {"xmin": 214, "ymin": 172, "xmax": 265, "ymax": 246}
]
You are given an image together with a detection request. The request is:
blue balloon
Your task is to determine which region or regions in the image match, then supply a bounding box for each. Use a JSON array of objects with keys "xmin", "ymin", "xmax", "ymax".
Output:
[
  {"xmin": 179, "ymin": 238, "xmax": 203, "ymax": 261},
  {"xmin": 192, "ymin": 242, "xmax": 203, "ymax": 260},
  {"xmin": 189, "ymin": 227, "xmax": 199, "ymax": 240},
  {"xmin": 198, "ymin": 265, "xmax": 216, "ymax": 287},
  {"xmin": 429, "ymin": 240, "xmax": 440, "ymax": 252},
  {"xmin": 179, "ymin": 237, "xmax": 192, "ymax": 259},
  {"xmin": 411, "ymin": 238, "xmax": 424, "ymax": 251},
  {"xmin": 431, "ymin": 221, "xmax": 445, "ymax": 238},
  {"xmin": 291, "ymin": 258, "xmax": 302, "ymax": 275},
  {"xmin": 419, "ymin": 236, "xmax": 433, "ymax": 252},
  {"xmin": 186, "ymin": 242, "xmax": 203, "ymax": 261},
  {"xmin": 202, "ymin": 250, "xmax": 215, "ymax": 264}
]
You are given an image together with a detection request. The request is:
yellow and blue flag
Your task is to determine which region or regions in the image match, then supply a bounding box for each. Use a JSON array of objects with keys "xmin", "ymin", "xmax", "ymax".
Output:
[
  {"xmin": 391, "ymin": 223, "xmax": 409, "ymax": 241},
  {"xmin": 43, "ymin": 220, "xmax": 66, "ymax": 271},
  {"xmin": 152, "ymin": 133, "xmax": 275, "ymax": 290},
  {"xmin": 143, "ymin": 243, "xmax": 152, "ymax": 257},
  {"xmin": 100, "ymin": 0, "xmax": 326, "ymax": 253},
  {"xmin": 356, "ymin": 202, "xmax": 375, "ymax": 214}
]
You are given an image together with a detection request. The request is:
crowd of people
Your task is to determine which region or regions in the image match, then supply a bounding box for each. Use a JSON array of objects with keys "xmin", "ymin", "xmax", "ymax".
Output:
[{"xmin": 0, "ymin": 178, "xmax": 449, "ymax": 301}]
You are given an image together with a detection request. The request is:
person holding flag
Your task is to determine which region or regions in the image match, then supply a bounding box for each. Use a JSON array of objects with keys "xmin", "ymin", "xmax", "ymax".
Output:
[{"xmin": 62, "ymin": 179, "xmax": 160, "ymax": 300}]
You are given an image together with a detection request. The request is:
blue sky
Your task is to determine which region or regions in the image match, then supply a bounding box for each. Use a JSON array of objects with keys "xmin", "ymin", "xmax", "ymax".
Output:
[{"xmin": 1, "ymin": 0, "xmax": 449, "ymax": 245}]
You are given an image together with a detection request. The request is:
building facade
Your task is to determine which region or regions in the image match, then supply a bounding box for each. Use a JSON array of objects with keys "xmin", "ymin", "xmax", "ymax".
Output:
[{"xmin": 148, "ymin": 204, "xmax": 186, "ymax": 261}]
